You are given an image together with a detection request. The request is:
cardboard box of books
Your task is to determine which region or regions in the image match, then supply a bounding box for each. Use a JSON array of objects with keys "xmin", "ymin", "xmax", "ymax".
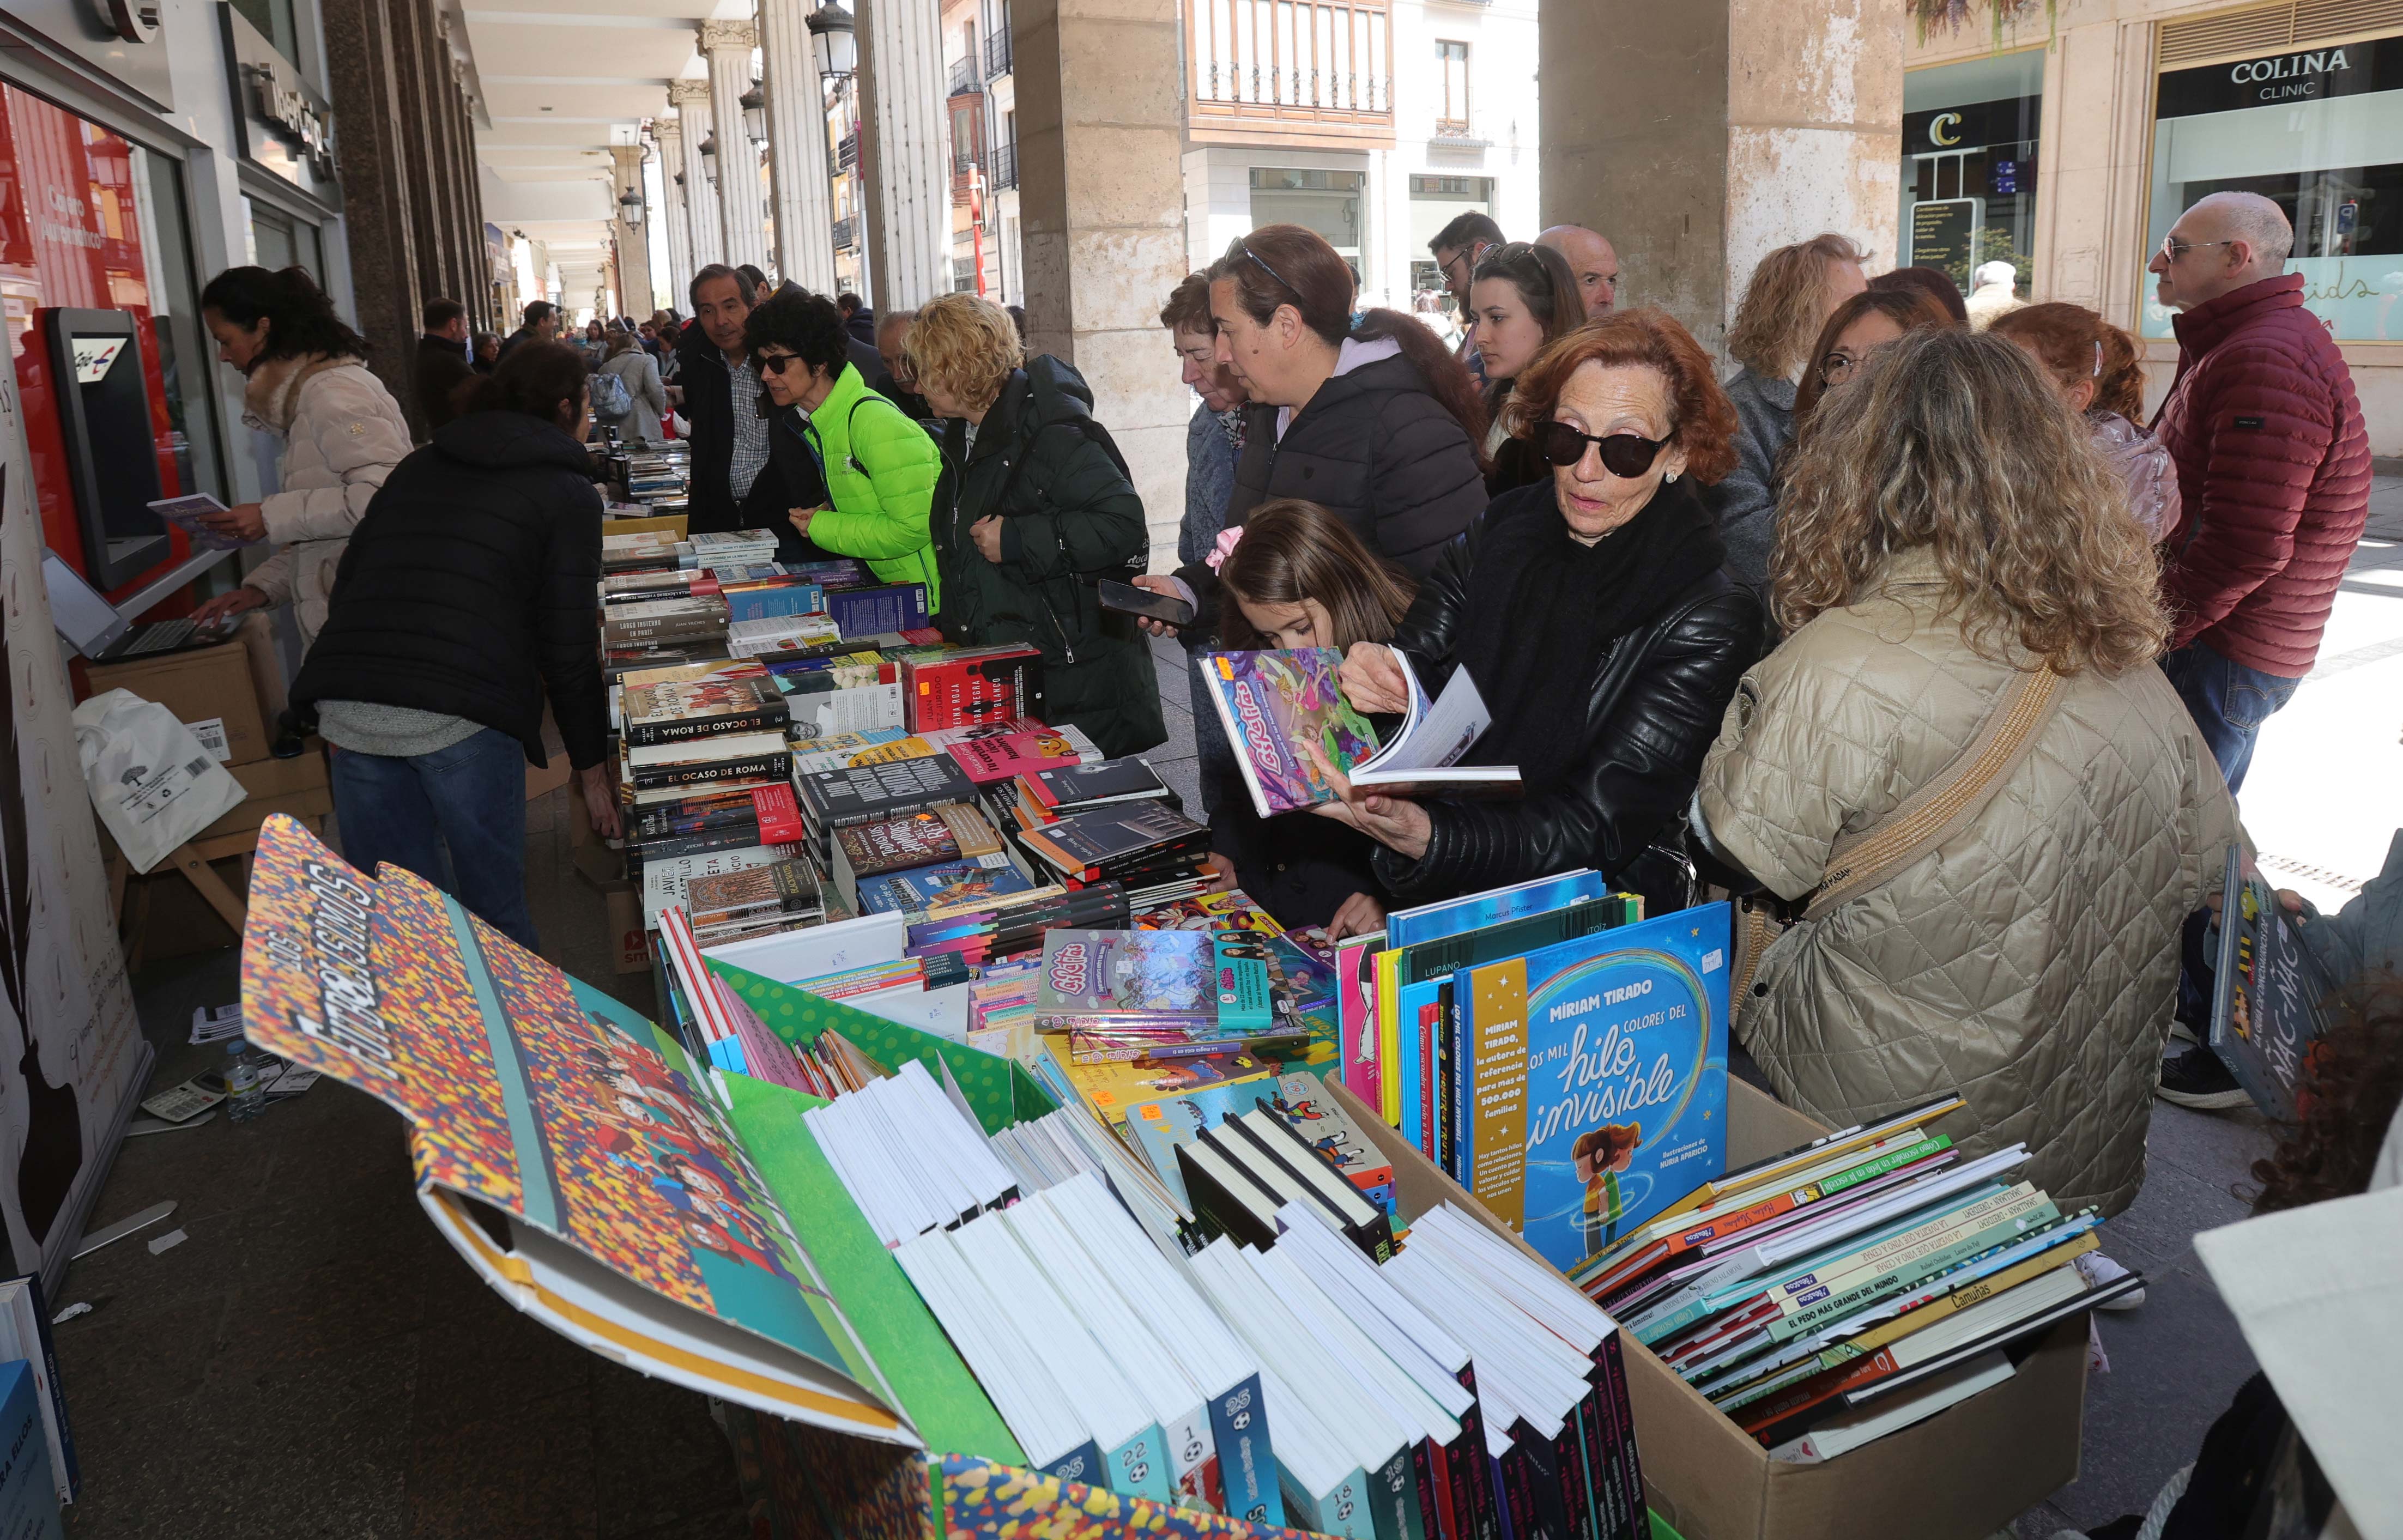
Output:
[{"xmin": 1329, "ymin": 1077, "xmax": 2088, "ymax": 1540}]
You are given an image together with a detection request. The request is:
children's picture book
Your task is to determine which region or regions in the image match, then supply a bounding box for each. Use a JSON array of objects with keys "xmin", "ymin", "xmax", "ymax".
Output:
[
  {"xmin": 1455, "ymin": 904, "xmax": 1732, "ymax": 1276},
  {"xmin": 1197, "ymin": 650, "xmax": 1378, "ymax": 816},
  {"xmin": 858, "ymin": 862, "xmax": 1037, "ymax": 917},
  {"xmin": 2209, "ymin": 846, "xmax": 2335, "ymax": 1123},
  {"xmin": 1034, "ymin": 930, "xmax": 1215, "ymax": 1033}
]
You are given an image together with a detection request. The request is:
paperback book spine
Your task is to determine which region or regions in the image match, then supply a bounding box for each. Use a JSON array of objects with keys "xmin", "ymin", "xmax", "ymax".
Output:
[
  {"xmin": 631, "ymin": 752, "xmax": 790, "ymax": 790},
  {"xmin": 1104, "ymin": 1423, "xmax": 1176, "ymax": 1503},
  {"xmin": 1372, "ymin": 1445, "xmax": 1424, "ymax": 1540},
  {"xmin": 632, "ymin": 824, "xmax": 763, "ymax": 860},
  {"xmin": 625, "ymin": 707, "xmax": 785, "ymax": 747},
  {"xmin": 1453, "ymin": 1366, "xmax": 1500, "ymax": 1540},
  {"xmin": 1769, "ymin": 1201, "xmax": 2060, "ymax": 1341}
]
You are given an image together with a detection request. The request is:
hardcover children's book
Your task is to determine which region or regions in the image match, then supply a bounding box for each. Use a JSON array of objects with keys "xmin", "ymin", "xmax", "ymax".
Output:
[
  {"xmin": 1455, "ymin": 903, "xmax": 1732, "ymax": 1276},
  {"xmin": 2209, "ymin": 845, "xmax": 2335, "ymax": 1123}
]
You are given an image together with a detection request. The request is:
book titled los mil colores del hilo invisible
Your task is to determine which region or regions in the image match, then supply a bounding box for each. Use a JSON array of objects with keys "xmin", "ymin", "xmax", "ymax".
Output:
[{"xmin": 1460, "ymin": 905, "xmax": 1732, "ymax": 1277}]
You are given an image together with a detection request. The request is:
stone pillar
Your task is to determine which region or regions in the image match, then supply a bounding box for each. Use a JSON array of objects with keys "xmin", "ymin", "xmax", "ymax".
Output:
[
  {"xmin": 656, "ymin": 116, "xmax": 696, "ymax": 307},
  {"xmin": 855, "ymin": 0, "xmax": 952, "ymax": 309},
  {"xmin": 668, "ymin": 83, "xmax": 724, "ymax": 271},
  {"xmin": 1010, "ymin": 0, "xmax": 1188, "ymax": 572},
  {"xmin": 609, "ymin": 144, "xmax": 656, "ymax": 315},
  {"xmin": 701, "ymin": 21, "xmax": 771, "ymax": 274},
  {"xmin": 455, "ymin": 74, "xmax": 493, "ymax": 331},
  {"xmin": 759, "ymin": 0, "xmax": 838, "ymax": 294},
  {"xmin": 322, "ymin": 0, "xmax": 424, "ymax": 420},
  {"xmin": 1541, "ymin": 0, "xmax": 1902, "ymax": 355}
]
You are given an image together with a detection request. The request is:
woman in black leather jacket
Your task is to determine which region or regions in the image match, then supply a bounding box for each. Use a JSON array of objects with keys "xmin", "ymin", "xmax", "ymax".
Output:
[{"xmin": 1312, "ymin": 311, "xmax": 1765, "ymax": 915}]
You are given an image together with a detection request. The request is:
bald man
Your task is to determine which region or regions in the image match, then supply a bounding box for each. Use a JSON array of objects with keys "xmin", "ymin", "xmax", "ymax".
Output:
[
  {"xmin": 2149, "ymin": 190, "xmax": 2368, "ymax": 787},
  {"xmin": 1536, "ymin": 224, "xmax": 1620, "ymax": 316}
]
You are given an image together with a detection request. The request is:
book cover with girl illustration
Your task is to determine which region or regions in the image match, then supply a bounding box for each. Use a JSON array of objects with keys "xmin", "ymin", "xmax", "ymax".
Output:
[{"xmin": 1199, "ymin": 649, "xmax": 1379, "ymax": 816}]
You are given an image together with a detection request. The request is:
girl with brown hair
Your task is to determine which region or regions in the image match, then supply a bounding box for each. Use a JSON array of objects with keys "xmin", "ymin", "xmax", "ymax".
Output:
[
  {"xmin": 1789, "ymin": 286, "xmax": 1961, "ymax": 421},
  {"xmin": 1201, "ymin": 500, "xmax": 1418, "ymax": 935},
  {"xmin": 1990, "ymin": 301, "xmax": 2181, "ymax": 540}
]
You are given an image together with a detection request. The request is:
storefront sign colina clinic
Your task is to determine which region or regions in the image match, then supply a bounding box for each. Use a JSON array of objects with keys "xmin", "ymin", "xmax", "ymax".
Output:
[
  {"xmin": 2228, "ymin": 47, "xmax": 2352, "ymax": 100},
  {"xmin": 2158, "ymin": 35, "xmax": 2402, "ymax": 117}
]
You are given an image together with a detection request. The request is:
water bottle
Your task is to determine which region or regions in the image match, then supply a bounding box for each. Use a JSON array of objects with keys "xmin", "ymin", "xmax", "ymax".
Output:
[{"xmin": 225, "ymin": 1040, "xmax": 265, "ymax": 1124}]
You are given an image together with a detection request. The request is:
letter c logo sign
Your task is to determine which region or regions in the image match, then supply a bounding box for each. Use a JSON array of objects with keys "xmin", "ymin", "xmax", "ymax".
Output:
[{"xmin": 1929, "ymin": 112, "xmax": 1963, "ymax": 147}]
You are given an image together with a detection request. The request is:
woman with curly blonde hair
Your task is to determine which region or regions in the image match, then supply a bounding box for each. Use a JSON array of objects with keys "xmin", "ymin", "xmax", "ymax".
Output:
[{"xmin": 1692, "ymin": 327, "xmax": 2243, "ymax": 1221}]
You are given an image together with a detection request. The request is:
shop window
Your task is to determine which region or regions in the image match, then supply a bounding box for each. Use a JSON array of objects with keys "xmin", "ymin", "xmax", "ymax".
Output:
[
  {"xmin": 1899, "ymin": 49, "xmax": 2043, "ymax": 300},
  {"xmin": 243, "ymin": 196, "xmax": 323, "ymax": 283},
  {"xmin": 1249, "ymin": 167, "xmax": 1366, "ymax": 278},
  {"xmin": 1, "ymin": 83, "xmax": 226, "ymax": 597},
  {"xmin": 1407, "ymin": 173, "xmax": 1493, "ymax": 312},
  {"xmin": 2145, "ymin": 32, "xmax": 2403, "ymax": 339},
  {"xmin": 229, "ymin": 0, "xmax": 301, "ymax": 71}
]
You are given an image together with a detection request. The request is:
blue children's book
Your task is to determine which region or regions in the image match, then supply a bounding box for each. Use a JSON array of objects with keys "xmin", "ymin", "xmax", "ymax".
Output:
[
  {"xmin": 1454, "ymin": 903, "xmax": 1731, "ymax": 1277},
  {"xmin": 856, "ymin": 859, "xmax": 1036, "ymax": 917}
]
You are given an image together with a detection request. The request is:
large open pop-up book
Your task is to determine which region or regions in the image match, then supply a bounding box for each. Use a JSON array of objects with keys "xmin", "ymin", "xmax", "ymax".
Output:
[{"xmin": 236, "ymin": 815, "xmax": 1316, "ymax": 1537}]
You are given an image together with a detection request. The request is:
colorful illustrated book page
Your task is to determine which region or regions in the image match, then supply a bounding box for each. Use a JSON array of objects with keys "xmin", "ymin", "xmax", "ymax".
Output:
[
  {"xmin": 1458, "ymin": 903, "xmax": 1733, "ymax": 1278},
  {"xmin": 1200, "ymin": 648, "xmax": 1379, "ymax": 815},
  {"xmin": 237, "ymin": 815, "xmax": 915, "ymax": 1444}
]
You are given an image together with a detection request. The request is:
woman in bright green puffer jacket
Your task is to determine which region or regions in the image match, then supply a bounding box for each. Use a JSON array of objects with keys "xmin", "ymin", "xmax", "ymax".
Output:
[{"xmin": 744, "ymin": 289, "xmax": 941, "ymax": 610}]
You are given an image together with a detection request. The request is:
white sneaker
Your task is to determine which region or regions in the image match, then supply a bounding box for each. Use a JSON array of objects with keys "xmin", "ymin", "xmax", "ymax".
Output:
[{"xmin": 2075, "ymin": 1251, "xmax": 2146, "ymax": 1310}]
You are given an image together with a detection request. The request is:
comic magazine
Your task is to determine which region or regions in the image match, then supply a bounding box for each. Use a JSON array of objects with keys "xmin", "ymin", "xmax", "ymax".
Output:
[
  {"xmin": 1455, "ymin": 904, "xmax": 1732, "ymax": 1276},
  {"xmin": 1198, "ymin": 650, "xmax": 1379, "ymax": 817}
]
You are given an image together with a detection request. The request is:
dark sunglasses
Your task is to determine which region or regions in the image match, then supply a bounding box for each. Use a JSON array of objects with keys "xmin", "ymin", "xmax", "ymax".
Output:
[
  {"xmin": 1536, "ymin": 420, "xmax": 1673, "ymax": 478},
  {"xmin": 756, "ymin": 352, "xmax": 801, "ymax": 376}
]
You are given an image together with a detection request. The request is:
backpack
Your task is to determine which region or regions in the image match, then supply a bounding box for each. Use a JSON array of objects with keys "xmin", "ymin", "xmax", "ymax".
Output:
[{"xmin": 588, "ymin": 365, "xmax": 633, "ymax": 420}]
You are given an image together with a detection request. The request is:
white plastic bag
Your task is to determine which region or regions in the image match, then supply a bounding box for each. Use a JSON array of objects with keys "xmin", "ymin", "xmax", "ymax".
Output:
[{"xmin": 72, "ymin": 689, "xmax": 248, "ymax": 874}]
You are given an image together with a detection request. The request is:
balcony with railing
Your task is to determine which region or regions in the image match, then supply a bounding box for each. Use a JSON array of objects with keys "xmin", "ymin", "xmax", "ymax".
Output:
[
  {"xmin": 984, "ymin": 29, "xmax": 1012, "ymax": 79},
  {"xmin": 989, "ymin": 140, "xmax": 1017, "ymax": 190},
  {"xmin": 1187, "ymin": 0, "xmax": 1393, "ymax": 148},
  {"xmin": 832, "ymin": 215, "xmax": 856, "ymax": 251},
  {"xmin": 948, "ymin": 54, "xmax": 982, "ymax": 96},
  {"xmin": 837, "ymin": 131, "xmax": 857, "ymax": 172}
]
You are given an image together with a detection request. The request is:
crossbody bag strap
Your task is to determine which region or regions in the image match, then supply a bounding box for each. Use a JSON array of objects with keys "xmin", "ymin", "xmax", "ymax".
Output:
[{"xmin": 1801, "ymin": 664, "xmax": 2065, "ymax": 923}]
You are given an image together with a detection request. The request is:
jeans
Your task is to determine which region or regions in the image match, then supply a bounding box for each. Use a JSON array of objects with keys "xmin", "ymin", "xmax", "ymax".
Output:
[
  {"xmin": 2159, "ymin": 640, "xmax": 2302, "ymax": 796},
  {"xmin": 329, "ymin": 727, "xmax": 538, "ymax": 952}
]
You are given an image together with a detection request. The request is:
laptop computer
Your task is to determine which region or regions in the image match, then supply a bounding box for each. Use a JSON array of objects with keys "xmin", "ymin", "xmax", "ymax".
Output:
[{"xmin": 42, "ymin": 549, "xmax": 238, "ymax": 662}]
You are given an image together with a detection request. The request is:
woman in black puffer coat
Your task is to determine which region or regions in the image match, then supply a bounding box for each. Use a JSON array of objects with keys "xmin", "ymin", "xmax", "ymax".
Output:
[
  {"xmin": 1135, "ymin": 225, "xmax": 1488, "ymax": 638},
  {"xmin": 907, "ymin": 294, "xmax": 1166, "ymax": 760}
]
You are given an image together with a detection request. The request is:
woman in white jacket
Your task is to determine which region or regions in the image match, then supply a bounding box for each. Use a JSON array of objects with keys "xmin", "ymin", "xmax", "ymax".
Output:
[{"xmin": 188, "ymin": 268, "xmax": 414, "ymax": 650}]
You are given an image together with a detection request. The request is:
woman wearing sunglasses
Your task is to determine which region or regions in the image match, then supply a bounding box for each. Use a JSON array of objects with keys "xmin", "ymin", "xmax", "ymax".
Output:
[
  {"xmin": 1309, "ymin": 311, "xmax": 1765, "ymax": 918},
  {"xmin": 742, "ymin": 289, "xmax": 941, "ymax": 604}
]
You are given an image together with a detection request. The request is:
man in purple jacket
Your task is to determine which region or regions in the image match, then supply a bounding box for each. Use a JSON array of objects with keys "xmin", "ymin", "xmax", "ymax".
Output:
[{"xmin": 2147, "ymin": 192, "xmax": 2370, "ymax": 796}]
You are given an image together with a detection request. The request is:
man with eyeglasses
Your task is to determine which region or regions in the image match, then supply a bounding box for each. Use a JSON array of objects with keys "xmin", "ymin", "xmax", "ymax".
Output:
[
  {"xmin": 1428, "ymin": 210, "xmax": 1505, "ymax": 383},
  {"xmin": 2146, "ymin": 192, "xmax": 2370, "ymax": 1113}
]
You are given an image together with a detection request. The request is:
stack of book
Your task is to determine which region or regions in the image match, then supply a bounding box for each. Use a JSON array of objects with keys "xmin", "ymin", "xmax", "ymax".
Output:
[
  {"xmin": 1581, "ymin": 1098, "xmax": 2135, "ymax": 1462},
  {"xmin": 1118, "ymin": 1069, "xmax": 1395, "ymax": 1218},
  {"xmin": 602, "ymin": 526, "xmax": 682, "ymax": 572},
  {"xmin": 1029, "ymin": 927, "xmax": 1276, "ymax": 1065},
  {"xmin": 682, "ymin": 857, "xmax": 827, "ymax": 945},
  {"xmin": 683, "ymin": 528, "xmax": 781, "ymax": 568},
  {"xmin": 1015, "ymin": 800, "xmax": 1214, "ymax": 907},
  {"xmin": 831, "ymin": 802, "xmax": 1036, "ymax": 919}
]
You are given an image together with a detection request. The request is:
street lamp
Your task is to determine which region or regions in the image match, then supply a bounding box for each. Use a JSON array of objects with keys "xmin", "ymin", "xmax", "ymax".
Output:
[
  {"xmin": 807, "ymin": 1, "xmax": 856, "ymax": 80},
  {"xmin": 699, "ymin": 131, "xmax": 718, "ymax": 188},
  {"xmin": 741, "ymin": 81, "xmax": 767, "ymax": 145},
  {"xmin": 618, "ymin": 188, "xmax": 645, "ymax": 229}
]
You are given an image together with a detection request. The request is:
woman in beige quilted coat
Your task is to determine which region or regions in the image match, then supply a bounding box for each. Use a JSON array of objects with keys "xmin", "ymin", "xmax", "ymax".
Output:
[
  {"xmin": 1692, "ymin": 328, "xmax": 2242, "ymax": 1220},
  {"xmin": 187, "ymin": 267, "xmax": 413, "ymax": 651}
]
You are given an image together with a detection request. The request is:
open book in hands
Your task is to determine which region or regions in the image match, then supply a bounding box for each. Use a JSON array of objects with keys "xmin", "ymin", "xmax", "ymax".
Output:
[{"xmin": 1199, "ymin": 647, "xmax": 1521, "ymax": 818}]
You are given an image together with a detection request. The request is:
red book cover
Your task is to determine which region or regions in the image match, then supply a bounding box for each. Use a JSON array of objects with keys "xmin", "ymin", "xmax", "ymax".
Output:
[
  {"xmin": 936, "ymin": 726, "xmax": 1084, "ymax": 785},
  {"xmin": 750, "ymin": 784, "xmax": 807, "ymax": 845},
  {"xmin": 904, "ymin": 646, "xmax": 1042, "ymax": 732},
  {"xmin": 899, "ymin": 626, "xmax": 945, "ymax": 645}
]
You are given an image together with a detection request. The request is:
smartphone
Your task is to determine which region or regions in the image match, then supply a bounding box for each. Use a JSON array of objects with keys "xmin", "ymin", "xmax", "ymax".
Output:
[{"xmin": 1098, "ymin": 578, "xmax": 1194, "ymax": 628}]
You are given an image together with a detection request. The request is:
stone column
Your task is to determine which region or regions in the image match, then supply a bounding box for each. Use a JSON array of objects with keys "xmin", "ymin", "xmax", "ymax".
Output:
[
  {"xmin": 455, "ymin": 74, "xmax": 493, "ymax": 331},
  {"xmin": 668, "ymin": 83, "xmax": 724, "ymax": 271},
  {"xmin": 1010, "ymin": 0, "xmax": 1188, "ymax": 572},
  {"xmin": 701, "ymin": 21, "xmax": 771, "ymax": 274},
  {"xmin": 1541, "ymin": 0, "xmax": 1902, "ymax": 354},
  {"xmin": 855, "ymin": 0, "xmax": 952, "ymax": 309},
  {"xmin": 322, "ymin": 0, "xmax": 424, "ymax": 421},
  {"xmin": 609, "ymin": 144, "xmax": 656, "ymax": 314},
  {"xmin": 758, "ymin": 0, "xmax": 838, "ymax": 294},
  {"xmin": 656, "ymin": 116, "xmax": 695, "ymax": 306}
]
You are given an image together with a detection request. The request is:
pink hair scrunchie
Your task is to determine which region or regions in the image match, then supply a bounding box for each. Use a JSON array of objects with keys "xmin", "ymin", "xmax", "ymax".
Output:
[{"xmin": 1203, "ymin": 525, "xmax": 1245, "ymax": 573}]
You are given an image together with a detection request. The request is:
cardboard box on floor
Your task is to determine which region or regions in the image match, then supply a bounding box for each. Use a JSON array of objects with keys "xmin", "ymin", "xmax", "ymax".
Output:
[
  {"xmin": 83, "ymin": 639, "xmax": 271, "ymax": 765},
  {"xmin": 191, "ymin": 744, "xmax": 332, "ymax": 844},
  {"xmin": 1329, "ymin": 1078, "xmax": 2087, "ymax": 1540}
]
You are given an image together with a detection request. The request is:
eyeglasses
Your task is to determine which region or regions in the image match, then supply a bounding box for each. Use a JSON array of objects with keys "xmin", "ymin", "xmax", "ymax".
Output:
[
  {"xmin": 756, "ymin": 352, "xmax": 800, "ymax": 376},
  {"xmin": 1241, "ymin": 242, "xmax": 1298, "ymax": 295},
  {"xmin": 2157, "ymin": 235, "xmax": 2236, "ymax": 263},
  {"xmin": 1536, "ymin": 421, "xmax": 1672, "ymax": 477},
  {"xmin": 1818, "ymin": 350, "xmax": 1862, "ymax": 387}
]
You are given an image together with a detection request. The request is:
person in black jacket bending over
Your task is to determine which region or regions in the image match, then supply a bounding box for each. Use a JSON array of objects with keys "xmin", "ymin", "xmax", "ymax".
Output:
[
  {"xmin": 1308, "ymin": 312, "xmax": 1765, "ymax": 917},
  {"xmin": 293, "ymin": 342, "xmax": 621, "ymax": 951},
  {"xmin": 906, "ymin": 293, "xmax": 1166, "ymax": 759},
  {"xmin": 1128, "ymin": 223, "xmax": 1487, "ymax": 636}
]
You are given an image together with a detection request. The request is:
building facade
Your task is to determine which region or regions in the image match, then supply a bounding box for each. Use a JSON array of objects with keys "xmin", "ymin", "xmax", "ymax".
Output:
[{"xmin": 1906, "ymin": 0, "xmax": 2403, "ymax": 449}]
